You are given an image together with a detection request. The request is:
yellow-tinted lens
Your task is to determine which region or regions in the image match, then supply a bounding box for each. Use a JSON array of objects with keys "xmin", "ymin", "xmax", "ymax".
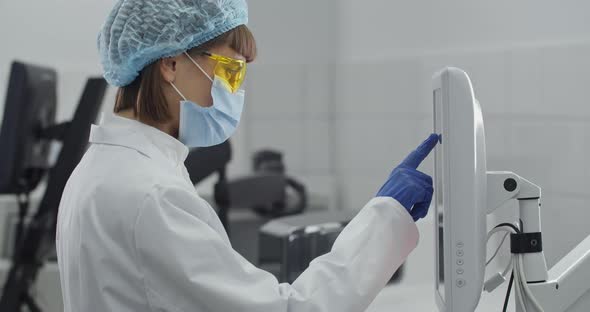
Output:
[{"xmin": 208, "ymin": 53, "xmax": 247, "ymax": 93}]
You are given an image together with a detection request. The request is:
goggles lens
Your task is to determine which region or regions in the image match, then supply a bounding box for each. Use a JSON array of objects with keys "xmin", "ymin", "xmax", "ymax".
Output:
[{"xmin": 205, "ymin": 52, "xmax": 247, "ymax": 93}]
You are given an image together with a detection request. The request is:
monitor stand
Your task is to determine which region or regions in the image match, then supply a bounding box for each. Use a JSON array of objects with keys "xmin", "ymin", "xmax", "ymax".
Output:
[{"xmin": 487, "ymin": 171, "xmax": 590, "ymax": 311}]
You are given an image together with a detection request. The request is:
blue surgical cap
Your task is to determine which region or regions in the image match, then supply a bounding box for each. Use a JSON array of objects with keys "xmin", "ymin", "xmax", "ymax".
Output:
[{"xmin": 98, "ymin": 0, "xmax": 248, "ymax": 87}]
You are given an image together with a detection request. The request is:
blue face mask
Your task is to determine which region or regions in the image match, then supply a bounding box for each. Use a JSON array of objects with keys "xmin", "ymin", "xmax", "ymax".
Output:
[{"xmin": 170, "ymin": 53, "xmax": 245, "ymax": 148}]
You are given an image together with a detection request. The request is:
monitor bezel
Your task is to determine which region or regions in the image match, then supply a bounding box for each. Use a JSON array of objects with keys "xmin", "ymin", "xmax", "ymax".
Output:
[{"xmin": 433, "ymin": 67, "xmax": 487, "ymax": 312}]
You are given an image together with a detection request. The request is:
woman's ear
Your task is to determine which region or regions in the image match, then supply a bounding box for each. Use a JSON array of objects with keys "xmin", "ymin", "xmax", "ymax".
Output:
[{"xmin": 160, "ymin": 57, "xmax": 178, "ymax": 83}]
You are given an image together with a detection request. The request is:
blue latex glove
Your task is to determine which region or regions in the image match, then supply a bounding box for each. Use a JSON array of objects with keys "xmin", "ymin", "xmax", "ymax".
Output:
[{"xmin": 376, "ymin": 134, "xmax": 439, "ymax": 221}]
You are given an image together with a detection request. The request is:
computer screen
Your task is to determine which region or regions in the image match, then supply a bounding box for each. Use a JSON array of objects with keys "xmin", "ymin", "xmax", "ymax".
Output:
[
  {"xmin": 433, "ymin": 67, "xmax": 487, "ymax": 312},
  {"xmin": 434, "ymin": 88, "xmax": 445, "ymax": 300},
  {"xmin": 0, "ymin": 61, "xmax": 57, "ymax": 194}
]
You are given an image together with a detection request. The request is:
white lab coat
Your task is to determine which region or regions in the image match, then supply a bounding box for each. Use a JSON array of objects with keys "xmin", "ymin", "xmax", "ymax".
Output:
[{"xmin": 56, "ymin": 113, "xmax": 419, "ymax": 312}]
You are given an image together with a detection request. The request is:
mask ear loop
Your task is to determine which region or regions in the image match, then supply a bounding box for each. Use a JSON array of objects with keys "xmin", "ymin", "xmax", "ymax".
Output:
[
  {"xmin": 184, "ymin": 52, "xmax": 214, "ymax": 82},
  {"xmin": 169, "ymin": 81, "xmax": 188, "ymax": 101}
]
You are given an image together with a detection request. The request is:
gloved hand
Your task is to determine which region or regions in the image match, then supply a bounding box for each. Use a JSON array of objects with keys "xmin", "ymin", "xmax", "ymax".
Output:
[{"xmin": 376, "ymin": 134, "xmax": 439, "ymax": 221}]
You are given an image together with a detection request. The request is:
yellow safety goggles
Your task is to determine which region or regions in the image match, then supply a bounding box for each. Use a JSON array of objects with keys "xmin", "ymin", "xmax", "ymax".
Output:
[{"xmin": 203, "ymin": 52, "xmax": 247, "ymax": 93}]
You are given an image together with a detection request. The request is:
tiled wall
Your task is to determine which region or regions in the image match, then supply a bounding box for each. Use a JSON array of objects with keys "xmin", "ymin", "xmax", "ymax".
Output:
[{"xmin": 239, "ymin": 64, "xmax": 339, "ymax": 208}]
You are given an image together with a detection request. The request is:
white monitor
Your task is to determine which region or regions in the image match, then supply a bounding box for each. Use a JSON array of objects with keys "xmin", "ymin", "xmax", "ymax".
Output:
[{"xmin": 433, "ymin": 67, "xmax": 488, "ymax": 312}]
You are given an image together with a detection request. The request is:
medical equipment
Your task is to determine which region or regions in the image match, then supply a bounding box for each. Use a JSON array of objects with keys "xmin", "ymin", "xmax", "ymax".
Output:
[
  {"xmin": 433, "ymin": 67, "xmax": 590, "ymax": 312},
  {"xmin": 258, "ymin": 211, "xmax": 355, "ymax": 283},
  {"xmin": 0, "ymin": 76, "xmax": 107, "ymax": 312},
  {"xmin": 433, "ymin": 67, "xmax": 487, "ymax": 312},
  {"xmin": 0, "ymin": 61, "xmax": 57, "ymax": 258},
  {"xmin": 0, "ymin": 61, "xmax": 56, "ymax": 194},
  {"xmin": 258, "ymin": 210, "xmax": 406, "ymax": 285}
]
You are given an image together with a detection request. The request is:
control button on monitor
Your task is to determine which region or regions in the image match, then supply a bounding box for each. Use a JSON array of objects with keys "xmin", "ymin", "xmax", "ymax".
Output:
[
  {"xmin": 456, "ymin": 279, "xmax": 466, "ymax": 288},
  {"xmin": 456, "ymin": 268, "xmax": 464, "ymax": 275},
  {"xmin": 456, "ymin": 259, "xmax": 464, "ymax": 266},
  {"xmin": 456, "ymin": 250, "xmax": 464, "ymax": 257},
  {"xmin": 456, "ymin": 241, "xmax": 464, "ymax": 248}
]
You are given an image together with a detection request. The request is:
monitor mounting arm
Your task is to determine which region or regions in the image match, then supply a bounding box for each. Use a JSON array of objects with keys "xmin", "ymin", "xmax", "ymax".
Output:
[
  {"xmin": 487, "ymin": 171, "xmax": 590, "ymax": 311},
  {"xmin": 486, "ymin": 171, "xmax": 548, "ymax": 283}
]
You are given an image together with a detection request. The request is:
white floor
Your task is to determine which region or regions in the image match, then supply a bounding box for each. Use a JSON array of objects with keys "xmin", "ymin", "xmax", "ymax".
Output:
[
  {"xmin": 0, "ymin": 259, "xmax": 515, "ymax": 312},
  {"xmin": 368, "ymin": 282, "xmax": 515, "ymax": 311},
  {"xmin": 365, "ymin": 212, "xmax": 517, "ymax": 312}
]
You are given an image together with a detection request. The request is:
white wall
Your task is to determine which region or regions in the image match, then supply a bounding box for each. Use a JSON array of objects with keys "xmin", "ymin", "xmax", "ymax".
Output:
[
  {"xmin": 244, "ymin": 0, "xmax": 590, "ymax": 298},
  {"xmin": 0, "ymin": 0, "xmax": 118, "ymax": 123},
  {"xmin": 336, "ymin": 0, "xmax": 590, "ymax": 61}
]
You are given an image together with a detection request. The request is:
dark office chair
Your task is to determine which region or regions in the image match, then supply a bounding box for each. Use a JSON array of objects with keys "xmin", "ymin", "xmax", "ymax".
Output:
[{"xmin": 185, "ymin": 142, "xmax": 307, "ymax": 232}]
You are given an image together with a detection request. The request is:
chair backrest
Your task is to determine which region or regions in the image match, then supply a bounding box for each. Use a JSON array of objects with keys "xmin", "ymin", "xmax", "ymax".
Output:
[
  {"xmin": 184, "ymin": 140, "xmax": 232, "ymax": 185},
  {"xmin": 226, "ymin": 174, "xmax": 287, "ymax": 208}
]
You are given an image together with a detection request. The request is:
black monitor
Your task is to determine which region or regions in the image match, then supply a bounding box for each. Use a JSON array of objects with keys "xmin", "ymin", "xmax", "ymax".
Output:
[
  {"xmin": 0, "ymin": 77, "xmax": 107, "ymax": 311},
  {"xmin": 0, "ymin": 61, "xmax": 57, "ymax": 194}
]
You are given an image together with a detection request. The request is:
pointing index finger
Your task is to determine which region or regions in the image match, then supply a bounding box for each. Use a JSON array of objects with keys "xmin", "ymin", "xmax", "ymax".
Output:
[{"xmin": 400, "ymin": 133, "xmax": 440, "ymax": 169}]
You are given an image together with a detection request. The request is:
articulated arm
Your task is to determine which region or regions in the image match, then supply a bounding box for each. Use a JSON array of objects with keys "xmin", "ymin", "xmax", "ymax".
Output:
[
  {"xmin": 487, "ymin": 171, "xmax": 548, "ymax": 282},
  {"xmin": 487, "ymin": 171, "xmax": 590, "ymax": 311},
  {"xmin": 525, "ymin": 235, "xmax": 590, "ymax": 311}
]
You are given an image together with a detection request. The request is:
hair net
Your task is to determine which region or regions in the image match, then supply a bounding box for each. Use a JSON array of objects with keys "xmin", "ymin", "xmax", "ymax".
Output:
[{"xmin": 98, "ymin": 0, "xmax": 248, "ymax": 87}]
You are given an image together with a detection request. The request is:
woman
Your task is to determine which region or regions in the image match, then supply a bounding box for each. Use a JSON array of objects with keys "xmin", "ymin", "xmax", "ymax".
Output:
[{"xmin": 56, "ymin": 0, "xmax": 438, "ymax": 311}]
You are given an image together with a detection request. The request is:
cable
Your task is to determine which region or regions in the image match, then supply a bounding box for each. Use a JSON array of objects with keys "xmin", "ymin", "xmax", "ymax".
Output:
[
  {"xmin": 514, "ymin": 255, "xmax": 527, "ymax": 312},
  {"xmin": 486, "ymin": 223, "xmax": 520, "ymax": 311},
  {"xmin": 486, "ymin": 231, "xmax": 510, "ymax": 266},
  {"xmin": 486, "ymin": 223, "xmax": 519, "ymax": 266},
  {"xmin": 502, "ymin": 272, "xmax": 514, "ymax": 312},
  {"xmin": 493, "ymin": 221, "xmax": 545, "ymax": 311},
  {"xmin": 495, "ymin": 222, "xmax": 522, "ymax": 234},
  {"xmin": 516, "ymin": 255, "xmax": 545, "ymax": 311},
  {"xmin": 501, "ymin": 259, "xmax": 513, "ymax": 278}
]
